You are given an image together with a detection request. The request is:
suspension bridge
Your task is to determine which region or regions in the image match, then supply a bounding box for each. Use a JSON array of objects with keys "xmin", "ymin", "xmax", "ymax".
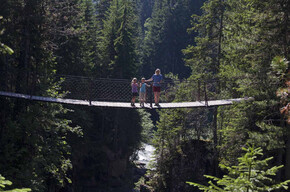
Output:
[{"xmin": 0, "ymin": 71, "xmax": 252, "ymax": 109}]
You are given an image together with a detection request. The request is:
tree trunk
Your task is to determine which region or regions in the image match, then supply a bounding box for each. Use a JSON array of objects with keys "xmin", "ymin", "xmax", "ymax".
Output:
[
  {"xmin": 16, "ymin": 17, "xmax": 30, "ymax": 93},
  {"xmin": 14, "ymin": 2, "xmax": 31, "ymax": 118},
  {"xmin": 216, "ymin": 0, "xmax": 224, "ymax": 73}
]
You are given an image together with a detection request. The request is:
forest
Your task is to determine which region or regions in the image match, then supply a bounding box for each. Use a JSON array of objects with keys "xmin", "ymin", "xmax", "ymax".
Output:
[{"xmin": 0, "ymin": 0, "xmax": 290, "ymax": 192}]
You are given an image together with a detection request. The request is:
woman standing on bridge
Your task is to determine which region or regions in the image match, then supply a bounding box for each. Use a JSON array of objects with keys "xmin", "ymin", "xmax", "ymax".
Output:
[{"xmin": 146, "ymin": 68, "xmax": 163, "ymax": 106}]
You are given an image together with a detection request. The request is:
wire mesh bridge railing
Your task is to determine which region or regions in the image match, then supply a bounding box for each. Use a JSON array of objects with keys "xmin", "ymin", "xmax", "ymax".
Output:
[{"xmin": 0, "ymin": 70, "xmax": 250, "ymax": 108}]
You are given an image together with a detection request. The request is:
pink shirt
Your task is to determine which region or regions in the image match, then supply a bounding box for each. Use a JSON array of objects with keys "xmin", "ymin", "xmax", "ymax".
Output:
[{"xmin": 131, "ymin": 83, "xmax": 138, "ymax": 93}]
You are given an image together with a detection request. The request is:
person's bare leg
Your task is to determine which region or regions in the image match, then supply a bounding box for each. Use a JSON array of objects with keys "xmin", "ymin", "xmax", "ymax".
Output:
[
  {"xmin": 154, "ymin": 92, "xmax": 158, "ymax": 104},
  {"xmin": 140, "ymin": 94, "xmax": 144, "ymax": 106},
  {"xmin": 132, "ymin": 96, "xmax": 136, "ymax": 104},
  {"xmin": 157, "ymin": 92, "xmax": 160, "ymax": 103},
  {"xmin": 143, "ymin": 94, "xmax": 145, "ymax": 103}
]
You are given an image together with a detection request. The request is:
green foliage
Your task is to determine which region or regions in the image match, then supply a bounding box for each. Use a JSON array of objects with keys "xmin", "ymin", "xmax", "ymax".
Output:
[
  {"xmin": 0, "ymin": 174, "xmax": 31, "ymax": 192},
  {"xmin": 0, "ymin": 1, "xmax": 84, "ymax": 191},
  {"xmin": 184, "ymin": 0, "xmax": 290, "ymax": 169},
  {"xmin": 98, "ymin": 0, "xmax": 139, "ymax": 78},
  {"xmin": 0, "ymin": 16, "xmax": 13, "ymax": 55},
  {"xmin": 147, "ymin": 79, "xmax": 215, "ymax": 191},
  {"xmin": 271, "ymin": 56, "xmax": 289, "ymax": 78},
  {"xmin": 183, "ymin": 0, "xmax": 224, "ymax": 80},
  {"xmin": 0, "ymin": 85, "xmax": 82, "ymax": 191},
  {"xmin": 218, "ymin": 99, "xmax": 286, "ymax": 166},
  {"xmin": 187, "ymin": 146, "xmax": 290, "ymax": 191},
  {"xmin": 177, "ymin": 0, "xmax": 290, "ymax": 190},
  {"xmin": 54, "ymin": 0, "xmax": 98, "ymax": 76},
  {"xmin": 138, "ymin": 109, "xmax": 154, "ymax": 143},
  {"xmin": 141, "ymin": 0, "xmax": 203, "ymax": 78},
  {"xmin": 0, "ymin": 43, "xmax": 14, "ymax": 55},
  {"xmin": 1, "ymin": 0, "xmax": 289, "ymax": 191},
  {"xmin": 248, "ymin": 121, "xmax": 285, "ymax": 151}
]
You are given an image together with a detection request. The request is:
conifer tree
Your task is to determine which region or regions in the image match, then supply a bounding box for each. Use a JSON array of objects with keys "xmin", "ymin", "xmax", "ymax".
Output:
[
  {"xmin": 98, "ymin": 0, "xmax": 139, "ymax": 78},
  {"xmin": 95, "ymin": 0, "xmax": 113, "ymax": 28},
  {"xmin": 183, "ymin": 0, "xmax": 290, "ymax": 181},
  {"xmin": 183, "ymin": 0, "xmax": 225, "ymax": 81},
  {"xmin": 0, "ymin": 1, "xmax": 83, "ymax": 191},
  {"xmin": 216, "ymin": 0, "xmax": 290, "ymax": 169},
  {"xmin": 187, "ymin": 146, "xmax": 290, "ymax": 191},
  {"xmin": 54, "ymin": 0, "xmax": 98, "ymax": 76}
]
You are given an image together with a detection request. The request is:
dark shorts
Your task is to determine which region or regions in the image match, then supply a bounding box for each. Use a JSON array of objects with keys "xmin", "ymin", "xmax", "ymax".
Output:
[
  {"xmin": 153, "ymin": 86, "xmax": 161, "ymax": 92},
  {"xmin": 132, "ymin": 92, "xmax": 138, "ymax": 97}
]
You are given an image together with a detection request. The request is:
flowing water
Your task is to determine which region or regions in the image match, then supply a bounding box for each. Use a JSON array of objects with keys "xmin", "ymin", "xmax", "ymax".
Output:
[{"xmin": 136, "ymin": 143, "xmax": 155, "ymax": 169}]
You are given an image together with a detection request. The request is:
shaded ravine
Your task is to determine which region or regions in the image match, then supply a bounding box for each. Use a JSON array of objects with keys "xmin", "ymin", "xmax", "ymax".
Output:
[{"xmin": 132, "ymin": 143, "xmax": 156, "ymax": 191}]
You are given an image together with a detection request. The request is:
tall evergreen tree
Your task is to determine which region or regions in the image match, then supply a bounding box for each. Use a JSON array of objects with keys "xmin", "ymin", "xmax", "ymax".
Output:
[
  {"xmin": 0, "ymin": 1, "xmax": 82, "ymax": 191},
  {"xmin": 141, "ymin": 0, "xmax": 204, "ymax": 78},
  {"xmin": 98, "ymin": 0, "xmax": 139, "ymax": 78},
  {"xmin": 146, "ymin": 0, "xmax": 290, "ymax": 190},
  {"xmin": 183, "ymin": 0, "xmax": 225, "ymax": 80},
  {"xmin": 95, "ymin": 0, "xmax": 113, "ymax": 28},
  {"xmin": 54, "ymin": 0, "xmax": 99, "ymax": 76},
  {"xmin": 188, "ymin": 146, "xmax": 290, "ymax": 191},
  {"xmin": 185, "ymin": 0, "xmax": 290, "ymax": 182}
]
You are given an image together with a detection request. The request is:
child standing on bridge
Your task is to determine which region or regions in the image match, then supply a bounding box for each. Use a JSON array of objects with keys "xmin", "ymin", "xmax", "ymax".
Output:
[
  {"xmin": 139, "ymin": 77, "xmax": 150, "ymax": 107},
  {"xmin": 131, "ymin": 78, "xmax": 139, "ymax": 107}
]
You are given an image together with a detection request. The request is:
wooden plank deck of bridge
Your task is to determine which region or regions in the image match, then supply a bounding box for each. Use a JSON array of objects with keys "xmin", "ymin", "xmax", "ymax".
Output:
[{"xmin": 0, "ymin": 91, "xmax": 252, "ymax": 109}]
